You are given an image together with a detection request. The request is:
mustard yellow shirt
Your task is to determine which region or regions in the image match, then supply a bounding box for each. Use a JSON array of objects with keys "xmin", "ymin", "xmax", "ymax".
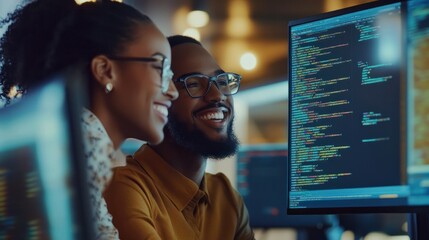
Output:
[{"xmin": 104, "ymin": 145, "xmax": 255, "ymax": 240}]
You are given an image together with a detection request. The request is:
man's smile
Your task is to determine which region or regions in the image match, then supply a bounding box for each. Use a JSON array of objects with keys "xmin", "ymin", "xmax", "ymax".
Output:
[{"xmin": 194, "ymin": 106, "xmax": 230, "ymax": 129}]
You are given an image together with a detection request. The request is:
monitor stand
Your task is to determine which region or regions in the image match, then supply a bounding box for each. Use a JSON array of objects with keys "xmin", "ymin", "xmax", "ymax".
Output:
[{"xmin": 408, "ymin": 213, "xmax": 429, "ymax": 240}]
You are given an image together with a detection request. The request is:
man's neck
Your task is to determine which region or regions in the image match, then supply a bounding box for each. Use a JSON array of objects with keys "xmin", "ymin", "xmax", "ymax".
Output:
[{"xmin": 150, "ymin": 138, "xmax": 207, "ymax": 186}]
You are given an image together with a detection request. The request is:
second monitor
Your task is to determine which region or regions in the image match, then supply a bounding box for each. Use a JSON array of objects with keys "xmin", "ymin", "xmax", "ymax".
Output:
[{"xmin": 236, "ymin": 143, "xmax": 329, "ymax": 228}]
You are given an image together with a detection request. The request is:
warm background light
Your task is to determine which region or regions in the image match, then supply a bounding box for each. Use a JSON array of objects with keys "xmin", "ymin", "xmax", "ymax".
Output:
[
  {"xmin": 226, "ymin": 0, "xmax": 253, "ymax": 37},
  {"xmin": 183, "ymin": 28, "xmax": 201, "ymax": 41},
  {"xmin": 240, "ymin": 52, "xmax": 257, "ymax": 70},
  {"xmin": 187, "ymin": 10, "xmax": 210, "ymax": 28},
  {"xmin": 7, "ymin": 85, "xmax": 18, "ymax": 98},
  {"xmin": 74, "ymin": 0, "xmax": 96, "ymax": 5}
]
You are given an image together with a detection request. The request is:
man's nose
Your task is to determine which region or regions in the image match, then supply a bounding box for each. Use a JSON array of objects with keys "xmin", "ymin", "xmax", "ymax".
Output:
[{"xmin": 204, "ymin": 81, "xmax": 227, "ymax": 102}]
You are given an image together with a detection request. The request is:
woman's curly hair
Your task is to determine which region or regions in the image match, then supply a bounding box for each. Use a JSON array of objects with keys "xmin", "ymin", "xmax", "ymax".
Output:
[{"xmin": 0, "ymin": 0, "xmax": 152, "ymax": 105}]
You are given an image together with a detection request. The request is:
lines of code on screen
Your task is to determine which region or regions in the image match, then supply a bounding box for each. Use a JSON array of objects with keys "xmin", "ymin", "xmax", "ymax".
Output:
[
  {"xmin": 0, "ymin": 147, "xmax": 50, "ymax": 239},
  {"xmin": 289, "ymin": 3, "xmax": 404, "ymax": 206}
]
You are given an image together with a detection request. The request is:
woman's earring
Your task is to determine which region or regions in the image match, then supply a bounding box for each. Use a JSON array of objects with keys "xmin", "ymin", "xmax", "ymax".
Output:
[{"xmin": 105, "ymin": 83, "xmax": 113, "ymax": 94}]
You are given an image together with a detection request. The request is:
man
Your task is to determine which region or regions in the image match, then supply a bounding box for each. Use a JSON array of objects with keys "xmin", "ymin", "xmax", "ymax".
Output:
[{"xmin": 104, "ymin": 35, "xmax": 255, "ymax": 240}]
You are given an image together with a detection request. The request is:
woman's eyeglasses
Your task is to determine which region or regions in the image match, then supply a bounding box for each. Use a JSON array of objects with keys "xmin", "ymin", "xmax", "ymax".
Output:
[{"xmin": 108, "ymin": 56, "xmax": 173, "ymax": 94}]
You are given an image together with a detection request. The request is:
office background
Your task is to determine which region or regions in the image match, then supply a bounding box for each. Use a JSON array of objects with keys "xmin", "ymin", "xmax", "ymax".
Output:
[{"xmin": 0, "ymin": 1, "xmax": 410, "ymax": 239}]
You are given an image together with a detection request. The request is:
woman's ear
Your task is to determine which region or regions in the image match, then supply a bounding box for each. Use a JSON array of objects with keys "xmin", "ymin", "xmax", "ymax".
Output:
[{"xmin": 91, "ymin": 55, "xmax": 116, "ymax": 87}]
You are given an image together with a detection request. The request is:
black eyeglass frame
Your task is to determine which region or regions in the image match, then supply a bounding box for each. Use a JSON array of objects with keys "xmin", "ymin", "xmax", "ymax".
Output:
[
  {"xmin": 174, "ymin": 72, "xmax": 241, "ymax": 98},
  {"xmin": 107, "ymin": 56, "xmax": 173, "ymax": 93}
]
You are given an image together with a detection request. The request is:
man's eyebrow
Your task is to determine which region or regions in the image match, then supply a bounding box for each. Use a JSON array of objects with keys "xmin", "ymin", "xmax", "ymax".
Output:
[
  {"xmin": 213, "ymin": 69, "xmax": 225, "ymax": 75},
  {"xmin": 180, "ymin": 72, "xmax": 202, "ymax": 77},
  {"xmin": 177, "ymin": 70, "xmax": 225, "ymax": 80},
  {"xmin": 174, "ymin": 72, "xmax": 202, "ymax": 81}
]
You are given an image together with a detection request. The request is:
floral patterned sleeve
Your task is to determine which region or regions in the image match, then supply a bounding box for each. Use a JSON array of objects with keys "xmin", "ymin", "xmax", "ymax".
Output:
[{"xmin": 81, "ymin": 108, "xmax": 120, "ymax": 240}]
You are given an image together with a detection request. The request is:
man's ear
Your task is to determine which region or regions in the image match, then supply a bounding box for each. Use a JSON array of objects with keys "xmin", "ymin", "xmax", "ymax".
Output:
[{"xmin": 91, "ymin": 55, "xmax": 116, "ymax": 87}]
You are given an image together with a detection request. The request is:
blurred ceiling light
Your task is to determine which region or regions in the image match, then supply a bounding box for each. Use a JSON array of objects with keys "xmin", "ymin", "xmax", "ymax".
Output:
[
  {"xmin": 227, "ymin": 18, "xmax": 252, "ymax": 37},
  {"xmin": 240, "ymin": 52, "xmax": 257, "ymax": 71},
  {"xmin": 183, "ymin": 28, "xmax": 201, "ymax": 41},
  {"xmin": 173, "ymin": 6, "xmax": 192, "ymax": 34},
  {"xmin": 229, "ymin": 0, "xmax": 250, "ymax": 17},
  {"xmin": 340, "ymin": 230, "xmax": 355, "ymax": 240},
  {"xmin": 74, "ymin": 0, "xmax": 96, "ymax": 4},
  {"xmin": 7, "ymin": 85, "xmax": 18, "ymax": 98},
  {"xmin": 187, "ymin": 10, "xmax": 210, "ymax": 28},
  {"xmin": 324, "ymin": 1, "xmax": 345, "ymax": 12},
  {"xmin": 7, "ymin": 85, "xmax": 22, "ymax": 99},
  {"xmin": 226, "ymin": 0, "xmax": 253, "ymax": 37},
  {"xmin": 217, "ymin": 40, "xmax": 247, "ymax": 71}
]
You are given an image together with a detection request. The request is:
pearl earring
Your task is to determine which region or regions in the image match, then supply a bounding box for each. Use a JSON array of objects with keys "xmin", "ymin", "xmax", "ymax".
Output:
[{"xmin": 105, "ymin": 83, "xmax": 113, "ymax": 94}]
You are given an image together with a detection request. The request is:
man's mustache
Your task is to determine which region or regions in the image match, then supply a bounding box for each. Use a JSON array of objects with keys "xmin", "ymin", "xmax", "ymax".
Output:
[{"xmin": 194, "ymin": 102, "xmax": 231, "ymax": 114}]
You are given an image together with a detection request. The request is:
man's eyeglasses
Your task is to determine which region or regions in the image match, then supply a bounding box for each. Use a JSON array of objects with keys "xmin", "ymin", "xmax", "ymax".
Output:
[
  {"xmin": 174, "ymin": 72, "xmax": 241, "ymax": 98},
  {"xmin": 107, "ymin": 56, "xmax": 173, "ymax": 93}
]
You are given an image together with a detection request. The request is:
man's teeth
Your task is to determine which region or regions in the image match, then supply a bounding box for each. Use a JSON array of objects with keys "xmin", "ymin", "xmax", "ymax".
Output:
[
  {"xmin": 199, "ymin": 111, "xmax": 225, "ymax": 120},
  {"xmin": 154, "ymin": 104, "xmax": 168, "ymax": 117}
]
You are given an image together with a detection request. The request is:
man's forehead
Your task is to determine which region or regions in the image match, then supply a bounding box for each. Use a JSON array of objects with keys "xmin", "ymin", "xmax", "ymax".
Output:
[
  {"xmin": 171, "ymin": 43, "xmax": 219, "ymax": 74},
  {"xmin": 171, "ymin": 42, "xmax": 203, "ymax": 54}
]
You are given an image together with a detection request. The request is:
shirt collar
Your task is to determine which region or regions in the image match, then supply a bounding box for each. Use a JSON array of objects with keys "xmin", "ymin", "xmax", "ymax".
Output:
[
  {"xmin": 81, "ymin": 108, "xmax": 110, "ymax": 141},
  {"xmin": 81, "ymin": 108, "xmax": 124, "ymax": 165},
  {"xmin": 133, "ymin": 145, "xmax": 210, "ymax": 211},
  {"xmin": 200, "ymin": 175, "xmax": 211, "ymax": 205},
  {"xmin": 80, "ymin": 108, "xmax": 115, "ymax": 187}
]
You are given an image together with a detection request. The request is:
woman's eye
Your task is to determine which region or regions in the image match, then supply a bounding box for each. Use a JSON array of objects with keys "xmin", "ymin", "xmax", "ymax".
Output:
[{"xmin": 153, "ymin": 66, "xmax": 163, "ymax": 72}]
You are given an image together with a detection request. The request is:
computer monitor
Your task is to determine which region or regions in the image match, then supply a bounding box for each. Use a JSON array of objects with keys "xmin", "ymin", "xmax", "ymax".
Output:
[
  {"xmin": 236, "ymin": 143, "xmax": 329, "ymax": 230},
  {"xmin": 0, "ymin": 72, "xmax": 94, "ymax": 239},
  {"xmin": 406, "ymin": 0, "xmax": 429, "ymax": 238},
  {"xmin": 287, "ymin": 0, "xmax": 425, "ymax": 214},
  {"xmin": 407, "ymin": 0, "xmax": 429, "ymax": 210}
]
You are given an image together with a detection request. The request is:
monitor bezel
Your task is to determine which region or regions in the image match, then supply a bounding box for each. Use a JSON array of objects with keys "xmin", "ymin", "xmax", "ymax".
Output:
[{"xmin": 62, "ymin": 68, "xmax": 94, "ymax": 239}]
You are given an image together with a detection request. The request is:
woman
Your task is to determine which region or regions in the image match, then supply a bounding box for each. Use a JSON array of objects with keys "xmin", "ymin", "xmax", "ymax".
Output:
[{"xmin": 0, "ymin": 0, "xmax": 178, "ymax": 239}]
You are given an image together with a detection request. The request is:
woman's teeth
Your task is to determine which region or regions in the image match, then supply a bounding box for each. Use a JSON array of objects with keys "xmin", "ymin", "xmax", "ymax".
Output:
[{"xmin": 154, "ymin": 104, "xmax": 168, "ymax": 117}]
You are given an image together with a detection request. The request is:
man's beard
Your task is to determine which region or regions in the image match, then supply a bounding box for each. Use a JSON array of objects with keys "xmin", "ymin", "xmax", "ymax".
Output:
[{"xmin": 166, "ymin": 113, "xmax": 239, "ymax": 159}]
